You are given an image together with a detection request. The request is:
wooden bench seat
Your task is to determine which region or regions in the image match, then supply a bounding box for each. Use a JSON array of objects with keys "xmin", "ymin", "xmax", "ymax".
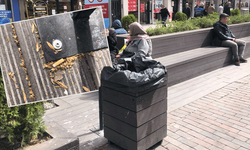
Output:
[
  {"xmin": 155, "ymin": 46, "xmax": 232, "ymax": 86},
  {"xmin": 239, "ymin": 36, "xmax": 250, "ymax": 58}
]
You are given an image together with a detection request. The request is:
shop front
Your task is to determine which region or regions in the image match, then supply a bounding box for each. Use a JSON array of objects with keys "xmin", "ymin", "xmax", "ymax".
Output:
[
  {"xmin": 0, "ymin": 0, "xmax": 12, "ymax": 24},
  {"xmin": 25, "ymin": 0, "xmax": 81, "ymax": 19},
  {"xmin": 128, "ymin": 0, "xmax": 169, "ymax": 24}
]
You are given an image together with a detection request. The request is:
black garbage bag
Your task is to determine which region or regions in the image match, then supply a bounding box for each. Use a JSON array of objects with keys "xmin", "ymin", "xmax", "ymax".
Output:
[{"xmin": 101, "ymin": 56, "xmax": 167, "ymax": 93}]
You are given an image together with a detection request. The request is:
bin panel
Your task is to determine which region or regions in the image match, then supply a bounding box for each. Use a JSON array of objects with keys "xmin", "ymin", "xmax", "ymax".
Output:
[
  {"xmin": 102, "ymin": 84, "xmax": 167, "ymax": 111},
  {"xmin": 103, "ymin": 99, "xmax": 167, "ymax": 127},
  {"xmin": 104, "ymin": 112, "xmax": 166, "ymax": 141},
  {"xmin": 104, "ymin": 125, "xmax": 167, "ymax": 150}
]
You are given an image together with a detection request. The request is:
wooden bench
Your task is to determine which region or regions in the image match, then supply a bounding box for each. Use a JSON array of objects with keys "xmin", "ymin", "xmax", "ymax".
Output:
[{"xmin": 117, "ymin": 22, "xmax": 250, "ymax": 86}]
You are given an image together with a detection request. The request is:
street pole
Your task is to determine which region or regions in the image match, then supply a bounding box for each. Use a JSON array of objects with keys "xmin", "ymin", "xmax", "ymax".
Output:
[
  {"xmin": 239, "ymin": 0, "xmax": 241, "ymax": 9},
  {"xmin": 191, "ymin": 0, "xmax": 195, "ymax": 18}
]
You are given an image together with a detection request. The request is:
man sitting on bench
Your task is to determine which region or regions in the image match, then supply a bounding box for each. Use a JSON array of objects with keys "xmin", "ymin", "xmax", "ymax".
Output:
[{"xmin": 213, "ymin": 13, "xmax": 247, "ymax": 66}]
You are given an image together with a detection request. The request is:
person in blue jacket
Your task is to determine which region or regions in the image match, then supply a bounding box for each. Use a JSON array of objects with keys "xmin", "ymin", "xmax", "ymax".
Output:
[
  {"xmin": 194, "ymin": 2, "xmax": 205, "ymax": 17},
  {"xmin": 112, "ymin": 19, "xmax": 128, "ymax": 35}
]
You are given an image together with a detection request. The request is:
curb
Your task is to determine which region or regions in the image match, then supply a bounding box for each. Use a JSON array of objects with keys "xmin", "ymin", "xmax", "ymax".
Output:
[{"xmin": 26, "ymin": 116, "xmax": 79, "ymax": 150}]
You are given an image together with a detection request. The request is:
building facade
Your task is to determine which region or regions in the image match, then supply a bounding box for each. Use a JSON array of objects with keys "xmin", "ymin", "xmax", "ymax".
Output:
[{"xmin": 0, "ymin": 0, "xmax": 249, "ymax": 26}]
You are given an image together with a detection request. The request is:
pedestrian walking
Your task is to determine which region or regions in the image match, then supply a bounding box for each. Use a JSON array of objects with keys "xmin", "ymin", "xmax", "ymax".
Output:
[
  {"xmin": 183, "ymin": 3, "xmax": 191, "ymax": 19},
  {"xmin": 194, "ymin": 2, "xmax": 205, "ymax": 17},
  {"xmin": 159, "ymin": 5, "xmax": 170, "ymax": 26},
  {"xmin": 223, "ymin": 2, "xmax": 231, "ymax": 16},
  {"xmin": 207, "ymin": 4, "xmax": 215, "ymax": 15},
  {"xmin": 218, "ymin": 4, "xmax": 224, "ymax": 16}
]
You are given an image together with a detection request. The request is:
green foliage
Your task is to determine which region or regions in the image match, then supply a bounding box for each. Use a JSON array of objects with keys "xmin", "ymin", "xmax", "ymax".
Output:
[
  {"xmin": 121, "ymin": 14, "xmax": 138, "ymax": 31},
  {"xmin": 242, "ymin": 13, "xmax": 250, "ymax": 22},
  {"xmin": 230, "ymin": 15, "xmax": 244, "ymax": 24},
  {"xmin": 174, "ymin": 12, "xmax": 187, "ymax": 21},
  {"xmin": 147, "ymin": 12, "xmax": 250, "ymax": 36},
  {"xmin": 208, "ymin": 12, "xmax": 219, "ymax": 20},
  {"xmin": 192, "ymin": 17, "xmax": 215, "ymax": 28},
  {"xmin": 0, "ymin": 68, "xmax": 46, "ymax": 148},
  {"xmin": 172, "ymin": 20, "xmax": 200, "ymax": 32},
  {"xmin": 231, "ymin": 9, "xmax": 241, "ymax": 16}
]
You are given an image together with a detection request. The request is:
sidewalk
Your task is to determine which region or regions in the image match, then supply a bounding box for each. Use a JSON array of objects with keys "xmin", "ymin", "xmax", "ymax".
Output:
[
  {"xmin": 95, "ymin": 61, "xmax": 250, "ymax": 150},
  {"xmin": 44, "ymin": 58, "xmax": 250, "ymax": 150}
]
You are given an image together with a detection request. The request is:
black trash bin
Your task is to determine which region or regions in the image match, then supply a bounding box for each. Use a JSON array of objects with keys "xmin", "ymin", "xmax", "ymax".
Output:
[{"xmin": 99, "ymin": 58, "xmax": 168, "ymax": 150}]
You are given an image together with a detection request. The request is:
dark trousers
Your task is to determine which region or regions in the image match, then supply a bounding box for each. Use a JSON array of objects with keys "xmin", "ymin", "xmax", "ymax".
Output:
[
  {"xmin": 162, "ymin": 16, "xmax": 168, "ymax": 26},
  {"xmin": 221, "ymin": 39, "xmax": 246, "ymax": 61}
]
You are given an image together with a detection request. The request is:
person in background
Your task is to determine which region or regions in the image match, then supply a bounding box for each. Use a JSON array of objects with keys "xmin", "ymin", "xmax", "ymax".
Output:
[
  {"xmin": 218, "ymin": 4, "xmax": 224, "ymax": 16},
  {"xmin": 159, "ymin": 5, "xmax": 170, "ymax": 26},
  {"xmin": 223, "ymin": 2, "xmax": 231, "ymax": 16},
  {"xmin": 194, "ymin": 4, "xmax": 198, "ymax": 9},
  {"xmin": 194, "ymin": 2, "xmax": 205, "ymax": 17},
  {"xmin": 112, "ymin": 19, "xmax": 128, "ymax": 35},
  {"xmin": 183, "ymin": 3, "xmax": 191, "ymax": 19},
  {"xmin": 207, "ymin": 4, "xmax": 215, "ymax": 15},
  {"xmin": 213, "ymin": 13, "xmax": 247, "ymax": 66},
  {"xmin": 116, "ymin": 22, "xmax": 152, "ymax": 60},
  {"xmin": 106, "ymin": 28, "xmax": 119, "ymax": 63}
]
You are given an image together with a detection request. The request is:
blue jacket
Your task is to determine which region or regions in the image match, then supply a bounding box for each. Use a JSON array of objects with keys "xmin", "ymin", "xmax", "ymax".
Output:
[
  {"xmin": 112, "ymin": 20, "xmax": 128, "ymax": 35},
  {"xmin": 194, "ymin": 7, "xmax": 205, "ymax": 17}
]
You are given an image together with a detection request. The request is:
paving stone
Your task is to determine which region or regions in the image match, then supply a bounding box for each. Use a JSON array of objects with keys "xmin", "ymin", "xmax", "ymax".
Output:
[
  {"xmin": 231, "ymin": 139, "xmax": 250, "ymax": 149},
  {"xmin": 194, "ymin": 145, "xmax": 209, "ymax": 150},
  {"xmin": 218, "ymin": 138, "xmax": 241, "ymax": 149},
  {"xmin": 164, "ymin": 143, "xmax": 181, "ymax": 150}
]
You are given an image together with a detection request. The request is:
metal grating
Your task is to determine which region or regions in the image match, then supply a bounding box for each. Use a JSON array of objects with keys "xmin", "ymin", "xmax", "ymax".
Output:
[{"xmin": 0, "ymin": 7, "xmax": 112, "ymax": 107}]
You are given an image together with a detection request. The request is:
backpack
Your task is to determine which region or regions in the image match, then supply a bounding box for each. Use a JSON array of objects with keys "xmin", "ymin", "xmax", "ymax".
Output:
[{"xmin": 195, "ymin": 8, "xmax": 204, "ymax": 17}]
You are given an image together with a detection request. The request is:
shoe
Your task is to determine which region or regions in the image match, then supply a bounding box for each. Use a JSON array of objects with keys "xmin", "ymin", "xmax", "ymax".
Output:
[
  {"xmin": 240, "ymin": 58, "xmax": 248, "ymax": 63},
  {"xmin": 234, "ymin": 61, "xmax": 240, "ymax": 66}
]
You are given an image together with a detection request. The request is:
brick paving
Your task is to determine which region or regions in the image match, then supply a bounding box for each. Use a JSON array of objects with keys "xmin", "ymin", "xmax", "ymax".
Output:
[{"xmin": 98, "ymin": 75, "xmax": 250, "ymax": 150}]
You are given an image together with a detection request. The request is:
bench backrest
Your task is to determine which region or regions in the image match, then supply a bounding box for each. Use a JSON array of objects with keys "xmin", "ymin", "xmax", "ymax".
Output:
[{"xmin": 117, "ymin": 22, "xmax": 250, "ymax": 59}]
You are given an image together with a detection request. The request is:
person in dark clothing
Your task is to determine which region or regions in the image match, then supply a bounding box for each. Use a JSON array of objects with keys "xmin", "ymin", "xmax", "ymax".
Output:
[
  {"xmin": 183, "ymin": 3, "xmax": 191, "ymax": 19},
  {"xmin": 106, "ymin": 28, "xmax": 119, "ymax": 63},
  {"xmin": 223, "ymin": 2, "xmax": 231, "ymax": 16},
  {"xmin": 159, "ymin": 5, "xmax": 170, "ymax": 26},
  {"xmin": 112, "ymin": 19, "xmax": 128, "ymax": 35},
  {"xmin": 194, "ymin": 2, "xmax": 205, "ymax": 17},
  {"xmin": 213, "ymin": 13, "xmax": 247, "ymax": 66}
]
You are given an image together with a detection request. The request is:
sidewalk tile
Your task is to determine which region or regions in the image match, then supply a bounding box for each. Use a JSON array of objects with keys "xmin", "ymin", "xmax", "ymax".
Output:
[
  {"xmin": 231, "ymin": 139, "xmax": 250, "ymax": 149},
  {"xmin": 221, "ymin": 146, "xmax": 235, "ymax": 150},
  {"xmin": 200, "ymin": 131, "xmax": 220, "ymax": 141},
  {"xmin": 238, "ymin": 147, "xmax": 249, "ymax": 150},
  {"xmin": 213, "ymin": 131, "xmax": 234, "ymax": 141},
  {"xmin": 218, "ymin": 138, "xmax": 241, "ymax": 149},
  {"xmin": 203, "ymin": 138, "xmax": 225, "ymax": 149},
  {"xmin": 194, "ymin": 145, "xmax": 209, "ymax": 150},
  {"xmin": 164, "ymin": 143, "xmax": 181, "ymax": 150},
  {"xmin": 177, "ymin": 137, "xmax": 197, "ymax": 148}
]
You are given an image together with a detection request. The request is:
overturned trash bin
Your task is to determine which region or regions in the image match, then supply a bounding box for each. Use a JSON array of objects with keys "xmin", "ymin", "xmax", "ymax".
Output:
[{"xmin": 100, "ymin": 57, "xmax": 167, "ymax": 150}]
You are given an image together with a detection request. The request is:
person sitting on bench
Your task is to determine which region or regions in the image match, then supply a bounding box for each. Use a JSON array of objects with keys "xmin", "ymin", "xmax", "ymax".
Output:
[
  {"xmin": 213, "ymin": 13, "xmax": 247, "ymax": 66},
  {"xmin": 116, "ymin": 22, "xmax": 152, "ymax": 60}
]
